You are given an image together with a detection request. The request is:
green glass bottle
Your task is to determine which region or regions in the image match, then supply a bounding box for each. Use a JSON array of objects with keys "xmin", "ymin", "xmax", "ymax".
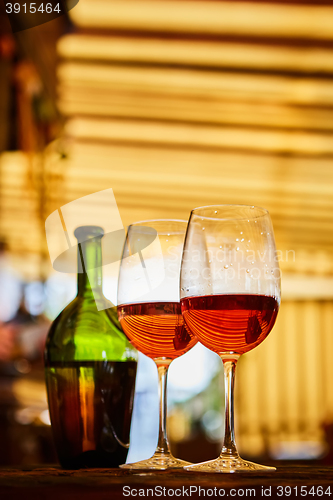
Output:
[{"xmin": 45, "ymin": 226, "xmax": 137, "ymax": 469}]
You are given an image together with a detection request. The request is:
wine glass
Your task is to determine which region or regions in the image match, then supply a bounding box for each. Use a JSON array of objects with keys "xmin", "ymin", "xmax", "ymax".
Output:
[
  {"xmin": 180, "ymin": 205, "xmax": 280, "ymax": 472},
  {"xmin": 117, "ymin": 219, "xmax": 197, "ymax": 469}
]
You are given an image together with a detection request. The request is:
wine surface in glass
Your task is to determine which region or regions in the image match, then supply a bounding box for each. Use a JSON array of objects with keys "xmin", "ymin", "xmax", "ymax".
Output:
[
  {"xmin": 118, "ymin": 302, "xmax": 197, "ymax": 359},
  {"xmin": 181, "ymin": 294, "xmax": 279, "ymax": 355}
]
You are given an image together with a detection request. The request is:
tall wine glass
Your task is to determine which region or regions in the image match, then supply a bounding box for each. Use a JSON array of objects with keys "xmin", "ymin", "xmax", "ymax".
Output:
[
  {"xmin": 180, "ymin": 205, "xmax": 280, "ymax": 472},
  {"xmin": 117, "ymin": 220, "xmax": 197, "ymax": 469}
]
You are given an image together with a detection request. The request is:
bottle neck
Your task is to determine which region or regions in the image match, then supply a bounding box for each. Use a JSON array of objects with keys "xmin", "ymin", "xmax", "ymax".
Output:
[{"xmin": 77, "ymin": 237, "xmax": 103, "ymax": 298}]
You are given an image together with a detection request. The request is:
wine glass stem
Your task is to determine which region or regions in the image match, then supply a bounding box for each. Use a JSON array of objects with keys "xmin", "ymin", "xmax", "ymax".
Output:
[
  {"xmin": 155, "ymin": 361, "xmax": 171, "ymax": 455},
  {"xmin": 220, "ymin": 354, "xmax": 240, "ymax": 458}
]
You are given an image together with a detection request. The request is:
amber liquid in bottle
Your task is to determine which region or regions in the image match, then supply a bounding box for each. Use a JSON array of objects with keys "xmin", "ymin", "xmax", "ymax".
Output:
[{"xmin": 45, "ymin": 360, "xmax": 137, "ymax": 468}]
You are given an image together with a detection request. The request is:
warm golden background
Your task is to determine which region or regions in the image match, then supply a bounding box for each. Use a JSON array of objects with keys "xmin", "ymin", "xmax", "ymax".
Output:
[{"xmin": 0, "ymin": 0, "xmax": 333, "ymax": 465}]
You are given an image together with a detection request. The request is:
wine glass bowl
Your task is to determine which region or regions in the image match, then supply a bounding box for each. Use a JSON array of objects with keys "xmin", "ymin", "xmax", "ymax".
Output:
[
  {"xmin": 117, "ymin": 220, "xmax": 197, "ymax": 469},
  {"xmin": 180, "ymin": 205, "xmax": 280, "ymax": 472}
]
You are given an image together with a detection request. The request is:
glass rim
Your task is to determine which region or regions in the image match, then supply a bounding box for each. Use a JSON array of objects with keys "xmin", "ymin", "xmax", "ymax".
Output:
[
  {"xmin": 190, "ymin": 204, "xmax": 269, "ymax": 221},
  {"xmin": 127, "ymin": 218, "xmax": 188, "ymax": 227}
]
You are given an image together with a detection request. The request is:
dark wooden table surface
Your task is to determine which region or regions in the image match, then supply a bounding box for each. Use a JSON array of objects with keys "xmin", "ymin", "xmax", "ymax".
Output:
[{"xmin": 0, "ymin": 466, "xmax": 332, "ymax": 499}]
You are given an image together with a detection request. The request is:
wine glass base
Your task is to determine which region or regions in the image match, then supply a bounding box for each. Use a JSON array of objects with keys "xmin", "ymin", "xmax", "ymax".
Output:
[
  {"xmin": 121, "ymin": 452, "xmax": 192, "ymax": 470},
  {"xmin": 184, "ymin": 456, "xmax": 276, "ymax": 473}
]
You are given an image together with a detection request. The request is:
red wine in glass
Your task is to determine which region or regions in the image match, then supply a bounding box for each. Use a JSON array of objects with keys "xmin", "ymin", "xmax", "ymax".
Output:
[
  {"xmin": 118, "ymin": 301, "xmax": 197, "ymax": 360},
  {"xmin": 181, "ymin": 294, "xmax": 279, "ymax": 355}
]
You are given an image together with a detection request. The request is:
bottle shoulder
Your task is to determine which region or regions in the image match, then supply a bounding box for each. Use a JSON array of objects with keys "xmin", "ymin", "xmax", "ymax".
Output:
[{"xmin": 45, "ymin": 296, "xmax": 137, "ymax": 363}]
